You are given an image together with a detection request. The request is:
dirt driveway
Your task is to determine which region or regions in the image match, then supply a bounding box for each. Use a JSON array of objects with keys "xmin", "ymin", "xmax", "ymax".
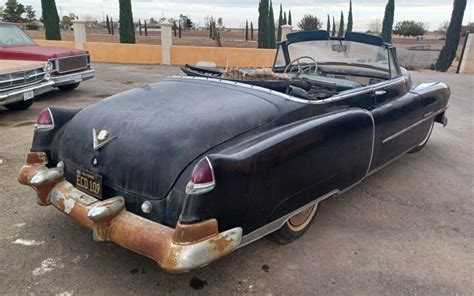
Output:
[{"xmin": 0, "ymin": 64, "xmax": 472, "ymax": 295}]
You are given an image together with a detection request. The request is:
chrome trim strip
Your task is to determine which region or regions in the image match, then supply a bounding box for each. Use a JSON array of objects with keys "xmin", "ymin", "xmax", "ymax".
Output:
[
  {"xmin": 238, "ymin": 189, "xmax": 340, "ymax": 248},
  {"xmin": 382, "ymin": 106, "xmax": 449, "ymax": 144},
  {"xmin": 362, "ymin": 109, "xmax": 376, "ymax": 176},
  {"xmin": 170, "ymin": 75, "xmax": 407, "ymax": 105}
]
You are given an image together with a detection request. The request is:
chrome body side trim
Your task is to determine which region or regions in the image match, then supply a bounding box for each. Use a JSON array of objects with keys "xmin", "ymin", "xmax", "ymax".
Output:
[
  {"xmin": 382, "ymin": 106, "xmax": 449, "ymax": 144},
  {"xmin": 362, "ymin": 109, "xmax": 376, "ymax": 176},
  {"xmin": 238, "ymin": 189, "xmax": 340, "ymax": 247}
]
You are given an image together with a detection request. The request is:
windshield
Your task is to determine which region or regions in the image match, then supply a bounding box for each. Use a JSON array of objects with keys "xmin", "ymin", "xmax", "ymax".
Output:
[
  {"xmin": 277, "ymin": 40, "xmax": 390, "ymax": 71},
  {"xmin": 0, "ymin": 24, "xmax": 36, "ymax": 46}
]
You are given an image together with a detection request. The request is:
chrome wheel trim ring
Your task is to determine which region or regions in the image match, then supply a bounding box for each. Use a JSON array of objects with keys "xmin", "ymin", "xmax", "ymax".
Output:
[{"xmin": 287, "ymin": 203, "xmax": 319, "ymax": 232}]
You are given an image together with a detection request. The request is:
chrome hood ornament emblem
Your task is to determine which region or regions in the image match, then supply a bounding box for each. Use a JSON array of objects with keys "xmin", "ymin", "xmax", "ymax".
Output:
[{"xmin": 93, "ymin": 129, "xmax": 117, "ymax": 151}]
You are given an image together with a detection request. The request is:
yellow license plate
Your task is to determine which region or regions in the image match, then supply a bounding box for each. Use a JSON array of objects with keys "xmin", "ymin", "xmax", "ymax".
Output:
[{"xmin": 75, "ymin": 169, "xmax": 102, "ymax": 198}]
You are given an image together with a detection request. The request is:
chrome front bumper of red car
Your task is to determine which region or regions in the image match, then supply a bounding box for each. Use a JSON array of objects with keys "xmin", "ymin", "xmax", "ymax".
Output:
[{"xmin": 18, "ymin": 152, "xmax": 242, "ymax": 273}]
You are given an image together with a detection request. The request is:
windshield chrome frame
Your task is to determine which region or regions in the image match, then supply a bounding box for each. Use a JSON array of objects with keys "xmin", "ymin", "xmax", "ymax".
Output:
[{"xmin": 273, "ymin": 38, "xmax": 401, "ymax": 79}]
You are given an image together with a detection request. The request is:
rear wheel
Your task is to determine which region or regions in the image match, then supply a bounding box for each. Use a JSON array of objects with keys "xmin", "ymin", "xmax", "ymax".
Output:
[
  {"xmin": 271, "ymin": 203, "xmax": 319, "ymax": 244},
  {"xmin": 4, "ymin": 99, "xmax": 34, "ymax": 111},
  {"xmin": 58, "ymin": 82, "xmax": 80, "ymax": 91},
  {"xmin": 409, "ymin": 121, "xmax": 434, "ymax": 153}
]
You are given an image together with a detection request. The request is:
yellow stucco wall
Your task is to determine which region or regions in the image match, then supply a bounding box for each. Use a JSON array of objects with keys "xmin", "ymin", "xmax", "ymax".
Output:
[
  {"xmin": 34, "ymin": 39, "xmax": 76, "ymax": 48},
  {"xmin": 32, "ymin": 40, "xmax": 275, "ymax": 68},
  {"xmin": 85, "ymin": 42, "xmax": 162, "ymax": 64},
  {"xmin": 171, "ymin": 46, "xmax": 276, "ymax": 67}
]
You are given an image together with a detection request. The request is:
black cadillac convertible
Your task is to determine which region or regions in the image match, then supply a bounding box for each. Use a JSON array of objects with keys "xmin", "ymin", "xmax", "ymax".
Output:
[{"xmin": 19, "ymin": 31, "xmax": 449, "ymax": 273}]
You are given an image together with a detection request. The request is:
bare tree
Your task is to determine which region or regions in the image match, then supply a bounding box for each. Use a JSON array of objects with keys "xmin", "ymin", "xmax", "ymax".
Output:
[
  {"xmin": 368, "ymin": 19, "xmax": 382, "ymax": 33},
  {"xmin": 438, "ymin": 21, "xmax": 449, "ymax": 36}
]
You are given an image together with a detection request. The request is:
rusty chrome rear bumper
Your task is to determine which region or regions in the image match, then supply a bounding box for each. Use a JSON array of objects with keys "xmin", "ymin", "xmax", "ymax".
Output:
[{"xmin": 18, "ymin": 152, "xmax": 242, "ymax": 273}]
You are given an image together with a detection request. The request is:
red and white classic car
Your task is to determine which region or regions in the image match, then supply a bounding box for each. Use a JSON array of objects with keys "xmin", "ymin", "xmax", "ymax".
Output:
[
  {"xmin": 0, "ymin": 22, "xmax": 95, "ymax": 91},
  {"xmin": 1, "ymin": 60, "xmax": 53, "ymax": 110}
]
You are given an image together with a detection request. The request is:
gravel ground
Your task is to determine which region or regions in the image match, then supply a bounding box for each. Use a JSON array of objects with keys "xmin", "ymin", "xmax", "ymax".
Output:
[{"xmin": 0, "ymin": 64, "xmax": 472, "ymax": 295}]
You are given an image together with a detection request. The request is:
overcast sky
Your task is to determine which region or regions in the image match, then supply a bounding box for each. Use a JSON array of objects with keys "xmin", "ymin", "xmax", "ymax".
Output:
[{"xmin": 18, "ymin": 0, "xmax": 474, "ymax": 31}]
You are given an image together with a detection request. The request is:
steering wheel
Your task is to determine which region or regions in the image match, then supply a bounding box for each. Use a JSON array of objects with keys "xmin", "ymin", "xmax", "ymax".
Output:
[{"xmin": 283, "ymin": 56, "xmax": 318, "ymax": 75}]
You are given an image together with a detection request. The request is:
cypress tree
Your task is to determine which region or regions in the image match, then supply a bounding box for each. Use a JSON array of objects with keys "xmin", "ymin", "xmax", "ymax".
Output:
[
  {"xmin": 106, "ymin": 15, "xmax": 111, "ymax": 34},
  {"xmin": 258, "ymin": 0, "xmax": 269, "ymax": 48},
  {"xmin": 277, "ymin": 3, "xmax": 283, "ymax": 41},
  {"xmin": 268, "ymin": 1, "xmax": 276, "ymax": 48},
  {"xmin": 381, "ymin": 0, "xmax": 395, "ymax": 43},
  {"xmin": 288, "ymin": 10, "xmax": 292, "ymax": 26},
  {"xmin": 245, "ymin": 20, "xmax": 249, "ymax": 41},
  {"xmin": 347, "ymin": 0, "xmax": 353, "ymax": 33},
  {"xmin": 41, "ymin": 0, "xmax": 61, "ymax": 40},
  {"xmin": 327, "ymin": 14, "xmax": 330, "ymax": 32},
  {"xmin": 283, "ymin": 11, "xmax": 287, "ymax": 25},
  {"xmin": 173, "ymin": 21, "xmax": 177, "ymax": 37},
  {"xmin": 144, "ymin": 20, "xmax": 148, "ymax": 36},
  {"xmin": 138, "ymin": 19, "xmax": 142, "ymax": 36},
  {"xmin": 250, "ymin": 22, "xmax": 254, "ymax": 40},
  {"xmin": 119, "ymin": 0, "xmax": 136, "ymax": 44},
  {"xmin": 209, "ymin": 20, "xmax": 213, "ymax": 39},
  {"xmin": 332, "ymin": 16, "xmax": 336, "ymax": 36},
  {"xmin": 338, "ymin": 11, "xmax": 345, "ymax": 37},
  {"xmin": 435, "ymin": 0, "xmax": 467, "ymax": 71},
  {"xmin": 178, "ymin": 22, "xmax": 182, "ymax": 38},
  {"xmin": 111, "ymin": 17, "xmax": 114, "ymax": 35}
]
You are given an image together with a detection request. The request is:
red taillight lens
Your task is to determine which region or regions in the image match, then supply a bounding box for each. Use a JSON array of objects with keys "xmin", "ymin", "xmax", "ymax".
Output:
[
  {"xmin": 36, "ymin": 108, "xmax": 54, "ymax": 130},
  {"xmin": 186, "ymin": 157, "xmax": 215, "ymax": 195}
]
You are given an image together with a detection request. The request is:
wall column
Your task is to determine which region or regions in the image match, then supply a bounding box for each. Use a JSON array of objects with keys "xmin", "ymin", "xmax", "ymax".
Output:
[
  {"xmin": 72, "ymin": 21, "xmax": 87, "ymax": 50},
  {"xmin": 160, "ymin": 22, "xmax": 173, "ymax": 65},
  {"xmin": 458, "ymin": 32, "xmax": 474, "ymax": 74},
  {"xmin": 281, "ymin": 25, "xmax": 293, "ymax": 42}
]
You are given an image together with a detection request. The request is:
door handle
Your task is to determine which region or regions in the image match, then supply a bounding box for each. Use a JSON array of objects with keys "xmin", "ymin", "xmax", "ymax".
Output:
[{"xmin": 375, "ymin": 90, "xmax": 387, "ymax": 96}]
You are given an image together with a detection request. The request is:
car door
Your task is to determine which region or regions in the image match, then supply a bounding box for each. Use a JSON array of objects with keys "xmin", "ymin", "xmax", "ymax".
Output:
[{"xmin": 372, "ymin": 75, "xmax": 425, "ymax": 167}]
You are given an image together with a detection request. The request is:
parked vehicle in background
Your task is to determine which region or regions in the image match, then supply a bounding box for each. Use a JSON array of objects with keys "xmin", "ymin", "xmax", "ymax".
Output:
[
  {"xmin": 0, "ymin": 60, "xmax": 53, "ymax": 110},
  {"xmin": 0, "ymin": 22, "xmax": 95, "ymax": 91},
  {"xmin": 18, "ymin": 31, "xmax": 450, "ymax": 273}
]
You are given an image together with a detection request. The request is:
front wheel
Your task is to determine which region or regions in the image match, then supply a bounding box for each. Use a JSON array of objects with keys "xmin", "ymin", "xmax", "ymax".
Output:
[
  {"xmin": 409, "ymin": 121, "xmax": 434, "ymax": 153},
  {"xmin": 58, "ymin": 82, "xmax": 80, "ymax": 91},
  {"xmin": 4, "ymin": 99, "xmax": 34, "ymax": 111},
  {"xmin": 271, "ymin": 203, "xmax": 319, "ymax": 244}
]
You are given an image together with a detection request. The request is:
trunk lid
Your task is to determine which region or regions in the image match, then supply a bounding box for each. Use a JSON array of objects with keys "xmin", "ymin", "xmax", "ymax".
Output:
[{"xmin": 57, "ymin": 78, "xmax": 278, "ymax": 199}]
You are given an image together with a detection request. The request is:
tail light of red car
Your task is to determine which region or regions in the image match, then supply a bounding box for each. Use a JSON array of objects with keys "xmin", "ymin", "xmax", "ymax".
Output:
[
  {"xmin": 185, "ymin": 157, "xmax": 215, "ymax": 195},
  {"xmin": 35, "ymin": 108, "xmax": 55, "ymax": 131}
]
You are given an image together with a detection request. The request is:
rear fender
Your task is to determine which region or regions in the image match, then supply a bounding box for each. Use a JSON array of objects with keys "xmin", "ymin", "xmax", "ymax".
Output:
[
  {"xmin": 179, "ymin": 108, "xmax": 375, "ymax": 234},
  {"xmin": 31, "ymin": 107, "xmax": 81, "ymax": 165},
  {"xmin": 410, "ymin": 82, "xmax": 450, "ymax": 116}
]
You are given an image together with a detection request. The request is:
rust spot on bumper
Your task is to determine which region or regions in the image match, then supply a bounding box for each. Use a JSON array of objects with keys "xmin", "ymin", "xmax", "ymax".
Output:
[{"xmin": 17, "ymin": 152, "xmax": 242, "ymax": 273}]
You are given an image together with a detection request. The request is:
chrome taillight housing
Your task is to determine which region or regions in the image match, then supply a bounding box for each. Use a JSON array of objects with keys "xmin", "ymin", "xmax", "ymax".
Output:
[
  {"xmin": 185, "ymin": 157, "xmax": 215, "ymax": 195},
  {"xmin": 35, "ymin": 108, "xmax": 55, "ymax": 131}
]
